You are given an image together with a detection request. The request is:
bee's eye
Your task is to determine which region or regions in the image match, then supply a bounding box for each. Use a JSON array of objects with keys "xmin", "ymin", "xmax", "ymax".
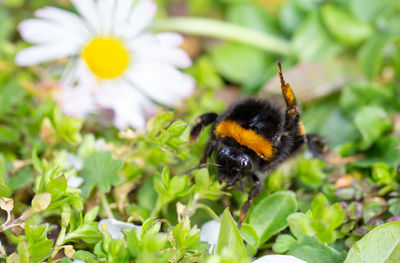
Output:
[{"xmin": 232, "ymin": 167, "xmax": 240, "ymax": 172}]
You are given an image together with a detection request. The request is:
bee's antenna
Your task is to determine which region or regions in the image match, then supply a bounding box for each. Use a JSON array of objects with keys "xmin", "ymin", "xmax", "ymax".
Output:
[{"xmin": 182, "ymin": 162, "xmax": 221, "ymax": 175}]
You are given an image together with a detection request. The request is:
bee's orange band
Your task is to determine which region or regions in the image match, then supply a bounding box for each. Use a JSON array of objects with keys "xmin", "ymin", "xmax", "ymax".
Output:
[
  {"xmin": 297, "ymin": 121, "xmax": 306, "ymax": 136},
  {"xmin": 215, "ymin": 120, "xmax": 276, "ymax": 160}
]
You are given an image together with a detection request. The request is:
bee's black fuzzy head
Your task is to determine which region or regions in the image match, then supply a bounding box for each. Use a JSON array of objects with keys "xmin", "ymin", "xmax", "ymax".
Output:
[{"xmin": 216, "ymin": 145, "xmax": 251, "ymax": 185}]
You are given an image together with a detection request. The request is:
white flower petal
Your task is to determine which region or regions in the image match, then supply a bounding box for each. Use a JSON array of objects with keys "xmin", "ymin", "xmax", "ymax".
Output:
[
  {"xmin": 99, "ymin": 218, "xmax": 142, "ymax": 239},
  {"xmin": 34, "ymin": 6, "xmax": 91, "ymax": 39},
  {"xmin": 253, "ymin": 255, "xmax": 308, "ymax": 263},
  {"xmin": 15, "ymin": 43, "xmax": 79, "ymax": 66},
  {"xmin": 95, "ymin": 82, "xmax": 152, "ymax": 129},
  {"xmin": 200, "ymin": 220, "xmax": 220, "ymax": 254},
  {"xmin": 71, "ymin": 0, "xmax": 102, "ymax": 33},
  {"xmin": 96, "ymin": 0, "xmax": 115, "ymax": 34},
  {"xmin": 133, "ymin": 43, "xmax": 192, "ymax": 68},
  {"xmin": 114, "ymin": 0, "xmax": 133, "ymax": 24},
  {"xmin": 155, "ymin": 32, "xmax": 184, "ymax": 47},
  {"xmin": 59, "ymin": 84, "xmax": 96, "ymax": 119},
  {"xmin": 67, "ymin": 175, "xmax": 84, "ymax": 188},
  {"xmin": 128, "ymin": 61, "xmax": 195, "ymax": 106},
  {"xmin": 18, "ymin": 19, "xmax": 83, "ymax": 45},
  {"xmin": 126, "ymin": 0, "xmax": 157, "ymax": 39},
  {"xmin": 66, "ymin": 153, "xmax": 84, "ymax": 171}
]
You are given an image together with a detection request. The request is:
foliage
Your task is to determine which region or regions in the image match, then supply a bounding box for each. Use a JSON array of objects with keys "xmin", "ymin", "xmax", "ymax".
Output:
[{"xmin": 0, "ymin": 0, "xmax": 400, "ymax": 262}]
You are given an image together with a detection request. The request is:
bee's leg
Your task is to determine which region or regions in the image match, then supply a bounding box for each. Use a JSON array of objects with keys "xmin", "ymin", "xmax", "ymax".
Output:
[
  {"xmin": 189, "ymin": 112, "xmax": 218, "ymax": 142},
  {"xmin": 276, "ymin": 62, "xmax": 298, "ymax": 117},
  {"xmin": 200, "ymin": 140, "xmax": 216, "ymax": 163},
  {"xmin": 276, "ymin": 62, "xmax": 301, "ymax": 132},
  {"xmin": 238, "ymin": 174, "xmax": 261, "ymax": 228},
  {"xmin": 306, "ymin": 133, "xmax": 328, "ymax": 159},
  {"xmin": 306, "ymin": 134, "xmax": 361, "ymax": 164},
  {"xmin": 183, "ymin": 140, "xmax": 218, "ymax": 175}
]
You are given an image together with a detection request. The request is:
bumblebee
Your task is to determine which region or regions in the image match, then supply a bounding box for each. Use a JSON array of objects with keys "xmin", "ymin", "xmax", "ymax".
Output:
[{"xmin": 188, "ymin": 62, "xmax": 327, "ymax": 226}]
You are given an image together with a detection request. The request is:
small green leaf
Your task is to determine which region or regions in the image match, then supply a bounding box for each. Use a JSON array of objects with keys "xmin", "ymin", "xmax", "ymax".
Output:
[
  {"xmin": 80, "ymin": 152, "xmax": 124, "ymax": 198},
  {"xmin": 249, "ymin": 191, "xmax": 297, "ymax": 246},
  {"xmin": 46, "ymin": 174, "xmax": 67, "ymax": 201},
  {"xmin": 321, "ymin": 4, "xmax": 372, "ymax": 46},
  {"xmin": 288, "ymin": 236, "xmax": 345, "ymax": 263},
  {"xmin": 273, "ymin": 234, "xmax": 296, "ymax": 253},
  {"xmin": 287, "ymin": 213, "xmax": 315, "ymax": 237},
  {"xmin": 73, "ymin": 250, "xmax": 97, "ymax": 261},
  {"xmin": 149, "ymin": 112, "xmax": 174, "ymax": 137},
  {"xmin": 239, "ymin": 223, "xmax": 259, "ymax": 248},
  {"xmin": 216, "ymin": 208, "xmax": 247, "ymax": 260},
  {"xmin": 0, "ymin": 154, "xmax": 10, "ymax": 197},
  {"xmin": 84, "ymin": 206, "xmax": 99, "ymax": 223},
  {"xmin": 344, "ymin": 222, "xmax": 400, "ymax": 263}
]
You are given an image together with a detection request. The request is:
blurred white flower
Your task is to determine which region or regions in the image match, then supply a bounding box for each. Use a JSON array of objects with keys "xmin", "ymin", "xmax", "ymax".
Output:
[
  {"xmin": 16, "ymin": 0, "xmax": 195, "ymax": 129},
  {"xmin": 253, "ymin": 255, "xmax": 307, "ymax": 263},
  {"xmin": 67, "ymin": 174, "xmax": 84, "ymax": 188},
  {"xmin": 200, "ymin": 220, "xmax": 220, "ymax": 254},
  {"xmin": 99, "ymin": 218, "xmax": 142, "ymax": 239}
]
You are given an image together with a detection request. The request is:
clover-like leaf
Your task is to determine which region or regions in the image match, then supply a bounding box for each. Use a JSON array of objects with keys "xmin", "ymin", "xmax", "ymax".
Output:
[{"xmin": 80, "ymin": 152, "xmax": 124, "ymax": 198}]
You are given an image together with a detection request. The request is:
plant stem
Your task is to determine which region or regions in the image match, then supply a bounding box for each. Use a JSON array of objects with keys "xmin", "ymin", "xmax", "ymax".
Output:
[
  {"xmin": 194, "ymin": 203, "xmax": 220, "ymax": 222},
  {"xmin": 152, "ymin": 17, "xmax": 291, "ymax": 56},
  {"xmin": 99, "ymin": 191, "xmax": 114, "ymax": 219}
]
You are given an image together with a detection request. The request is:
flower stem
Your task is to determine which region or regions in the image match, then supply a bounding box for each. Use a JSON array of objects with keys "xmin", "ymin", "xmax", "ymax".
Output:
[
  {"xmin": 152, "ymin": 17, "xmax": 291, "ymax": 56},
  {"xmin": 99, "ymin": 191, "xmax": 114, "ymax": 219}
]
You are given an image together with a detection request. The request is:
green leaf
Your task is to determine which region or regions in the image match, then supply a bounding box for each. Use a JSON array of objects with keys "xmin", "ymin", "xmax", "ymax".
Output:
[
  {"xmin": 0, "ymin": 154, "xmax": 10, "ymax": 197},
  {"xmin": 273, "ymin": 234, "xmax": 296, "ymax": 253},
  {"xmin": 80, "ymin": 152, "xmax": 124, "ymax": 198},
  {"xmin": 73, "ymin": 250, "xmax": 97, "ymax": 261},
  {"xmin": 216, "ymin": 208, "xmax": 247, "ymax": 260},
  {"xmin": 292, "ymin": 15, "xmax": 343, "ymax": 61},
  {"xmin": 8, "ymin": 166, "xmax": 34, "ymax": 192},
  {"xmin": 321, "ymin": 4, "xmax": 372, "ymax": 46},
  {"xmin": 149, "ymin": 112, "xmax": 174, "ymax": 137},
  {"xmin": 239, "ymin": 223, "xmax": 259, "ymax": 248},
  {"xmin": 358, "ymin": 33, "xmax": 400, "ymax": 80},
  {"xmin": 211, "ymin": 43, "xmax": 269, "ymax": 87},
  {"xmin": 288, "ymin": 236, "xmax": 346, "ymax": 263},
  {"xmin": 249, "ymin": 191, "xmax": 297, "ymax": 246},
  {"xmin": 354, "ymin": 106, "xmax": 391, "ymax": 149},
  {"xmin": 53, "ymin": 107, "xmax": 83, "ymax": 146},
  {"xmin": 344, "ymin": 222, "xmax": 400, "ymax": 263},
  {"xmin": 47, "ymin": 174, "xmax": 67, "ymax": 201},
  {"xmin": 17, "ymin": 240, "xmax": 30, "ymax": 263},
  {"xmin": 287, "ymin": 213, "xmax": 315, "ymax": 237},
  {"xmin": 29, "ymin": 240, "xmax": 53, "ymax": 263},
  {"xmin": 296, "ymin": 158, "xmax": 325, "ymax": 188}
]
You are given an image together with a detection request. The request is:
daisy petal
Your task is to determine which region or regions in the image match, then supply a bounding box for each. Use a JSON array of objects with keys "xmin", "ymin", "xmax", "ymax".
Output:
[
  {"xmin": 114, "ymin": 0, "xmax": 133, "ymax": 24},
  {"xmin": 126, "ymin": 0, "xmax": 157, "ymax": 39},
  {"xmin": 60, "ymin": 85, "xmax": 95, "ymax": 119},
  {"xmin": 95, "ymin": 83, "xmax": 151, "ymax": 129},
  {"xmin": 96, "ymin": 0, "xmax": 115, "ymax": 34},
  {"xmin": 155, "ymin": 32, "xmax": 184, "ymax": 47},
  {"xmin": 128, "ymin": 61, "xmax": 195, "ymax": 106},
  {"xmin": 15, "ymin": 42, "xmax": 79, "ymax": 66},
  {"xmin": 34, "ymin": 7, "xmax": 90, "ymax": 39},
  {"xmin": 133, "ymin": 42, "xmax": 192, "ymax": 68},
  {"xmin": 71, "ymin": 0, "xmax": 101, "ymax": 32},
  {"xmin": 18, "ymin": 19, "xmax": 83, "ymax": 45}
]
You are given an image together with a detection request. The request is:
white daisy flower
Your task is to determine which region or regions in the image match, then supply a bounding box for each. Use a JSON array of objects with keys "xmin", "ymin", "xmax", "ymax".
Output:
[{"xmin": 16, "ymin": 0, "xmax": 195, "ymax": 129}]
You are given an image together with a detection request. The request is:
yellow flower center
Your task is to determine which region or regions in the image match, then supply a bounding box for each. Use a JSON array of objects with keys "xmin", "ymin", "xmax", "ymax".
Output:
[{"xmin": 82, "ymin": 37, "xmax": 130, "ymax": 79}]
